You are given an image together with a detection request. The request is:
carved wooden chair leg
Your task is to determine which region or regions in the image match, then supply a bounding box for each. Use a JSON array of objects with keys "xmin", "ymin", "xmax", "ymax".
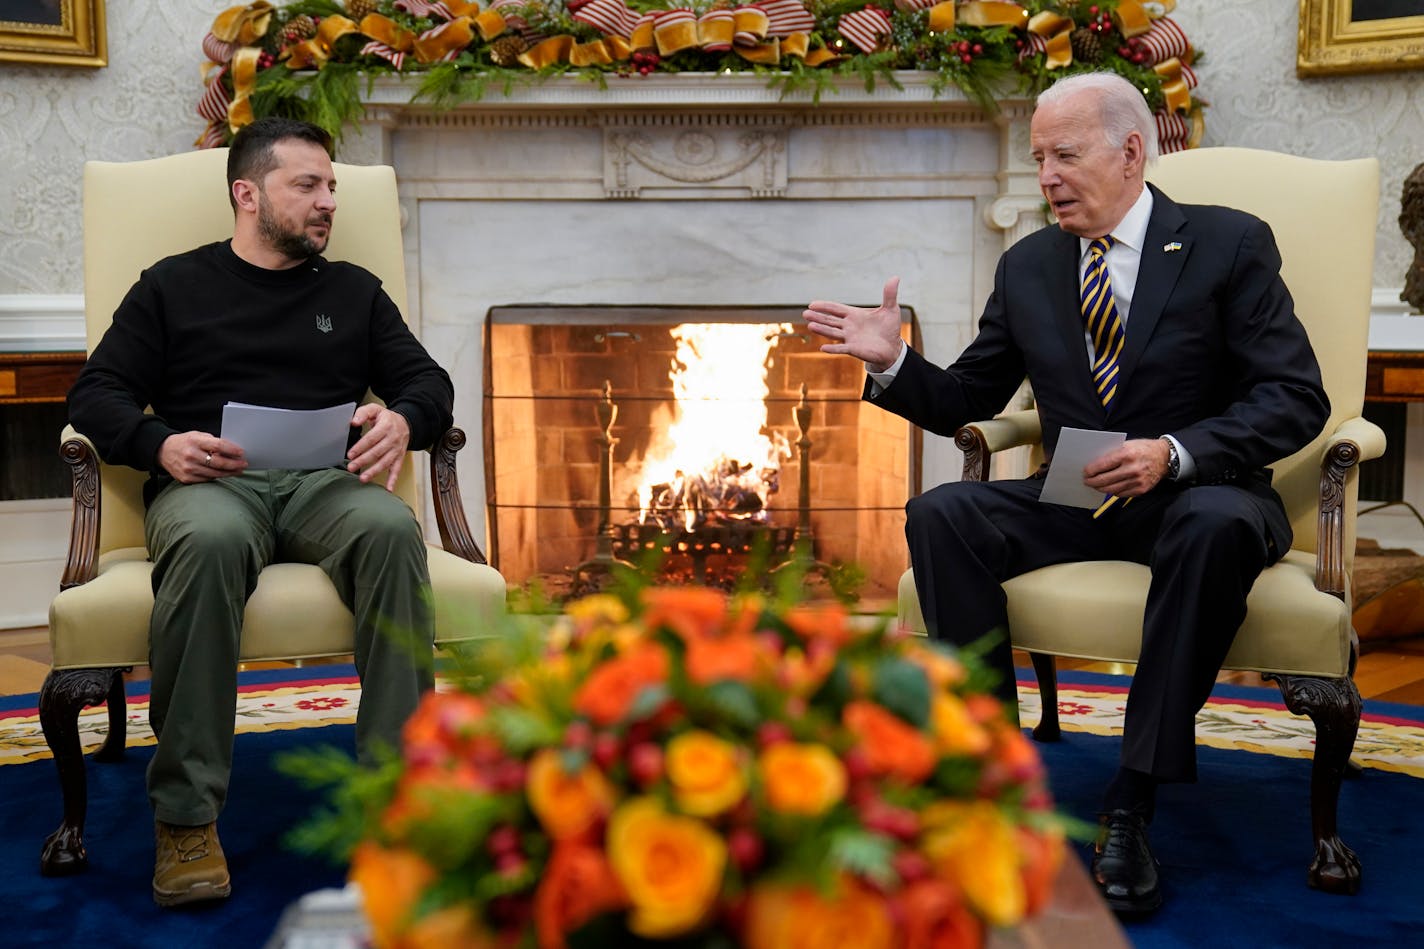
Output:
[
  {"xmin": 38, "ymin": 667, "xmax": 115, "ymax": 876},
  {"xmin": 1029, "ymin": 652, "xmax": 1061, "ymax": 742},
  {"xmin": 92, "ymin": 669, "xmax": 128, "ymax": 762},
  {"xmin": 1264, "ymin": 672, "xmax": 1363, "ymax": 894}
]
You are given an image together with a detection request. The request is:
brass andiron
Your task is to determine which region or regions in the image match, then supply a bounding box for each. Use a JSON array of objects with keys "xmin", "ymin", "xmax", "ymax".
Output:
[
  {"xmin": 573, "ymin": 380, "xmax": 635, "ymax": 594},
  {"xmin": 773, "ymin": 383, "xmax": 830, "ymax": 580}
]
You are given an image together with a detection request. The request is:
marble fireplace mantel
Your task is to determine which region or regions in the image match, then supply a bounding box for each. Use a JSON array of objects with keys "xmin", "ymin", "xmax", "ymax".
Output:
[{"xmin": 338, "ymin": 73, "xmax": 1045, "ymax": 552}]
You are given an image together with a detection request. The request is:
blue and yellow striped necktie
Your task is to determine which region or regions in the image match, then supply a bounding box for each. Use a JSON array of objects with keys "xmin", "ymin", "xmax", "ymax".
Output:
[{"xmin": 1083, "ymin": 236, "xmax": 1128, "ymax": 518}]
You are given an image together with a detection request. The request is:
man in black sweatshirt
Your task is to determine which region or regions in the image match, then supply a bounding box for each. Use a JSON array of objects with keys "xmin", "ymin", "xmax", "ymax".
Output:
[{"xmin": 67, "ymin": 117, "xmax": 454, "ymax": 908}]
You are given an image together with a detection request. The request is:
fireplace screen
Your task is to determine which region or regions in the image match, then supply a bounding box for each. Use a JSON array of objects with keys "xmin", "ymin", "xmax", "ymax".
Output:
[{"xmin": 483, "ymin": 305, "xmax": 919, "ymax": 606}]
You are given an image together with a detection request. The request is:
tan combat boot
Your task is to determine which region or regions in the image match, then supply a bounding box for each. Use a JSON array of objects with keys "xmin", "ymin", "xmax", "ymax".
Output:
[{"xmin": 152, "ymin": 820, "xmax": 232, "ymax": 907}]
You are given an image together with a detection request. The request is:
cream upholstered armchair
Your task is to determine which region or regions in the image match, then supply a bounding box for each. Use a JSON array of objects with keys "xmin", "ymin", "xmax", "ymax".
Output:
[
  {"xmin": 40, "ymin": 148, "xmax": 507, "ymax": 876},
  {"xmin": 898, "ymin": 148, "xmax": 1382, "ymax": 894}
]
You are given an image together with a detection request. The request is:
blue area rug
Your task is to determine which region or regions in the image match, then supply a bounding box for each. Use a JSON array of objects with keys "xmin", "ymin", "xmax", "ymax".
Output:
[{"xmin": 1, "ymin": 668, "xmax": 1420, "ymax": 947}]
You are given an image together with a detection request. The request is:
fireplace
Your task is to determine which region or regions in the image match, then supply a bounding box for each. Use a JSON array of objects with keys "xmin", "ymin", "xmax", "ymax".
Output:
[
  {"xmin": 484, "ymin": 305, "xmax": 919, "ymax": 604},
  {"xmin": 342, "ymin": 75, "xmax": 1042, "ymax": 603}
]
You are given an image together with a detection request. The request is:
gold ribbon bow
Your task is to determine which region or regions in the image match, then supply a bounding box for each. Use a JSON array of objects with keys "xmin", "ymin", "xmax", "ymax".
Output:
[
  {"xmin": 957, "ymin": 1, "xmax": 1028, "ymax": 28},
  {"xmin": 282, "ymin": 14, "xmax": 361, "ymax": 69},
  {"xmin": 200, "ymin": 2, "xmax": 274, "ymax": 141},
  {"xmin": 1027, "ymin": 10, "xmax": 1073, "ymax": 69},
  {"xmin": 1154, "ymin": 56, "xmax": 1192, "ymax": 114}
]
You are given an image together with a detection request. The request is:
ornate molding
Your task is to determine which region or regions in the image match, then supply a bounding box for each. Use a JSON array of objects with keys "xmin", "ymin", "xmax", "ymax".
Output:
[{"xmin": 605, "ymin": 126, "xmax": 786, "ymax": 198}]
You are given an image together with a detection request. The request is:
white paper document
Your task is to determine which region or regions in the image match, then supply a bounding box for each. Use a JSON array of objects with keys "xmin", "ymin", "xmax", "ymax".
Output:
[
  {"xmin": 1039, "ymin": 426, "xmax": 1126, "ymax": 509},
  {"xmin": 220, "ymin": 401, "xmax": 356, "ymax": 470}
]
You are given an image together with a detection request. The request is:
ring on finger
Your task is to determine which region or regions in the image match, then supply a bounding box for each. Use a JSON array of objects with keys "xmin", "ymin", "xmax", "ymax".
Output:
[{"xmin": 204, "ymin": 452, "xmax": 212, "ymax": 466}]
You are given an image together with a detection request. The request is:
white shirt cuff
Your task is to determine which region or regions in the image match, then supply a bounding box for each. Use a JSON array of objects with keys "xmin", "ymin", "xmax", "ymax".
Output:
[{"xmin": 865, "ymin": 340, "xmax": 908, "ymax": 395}]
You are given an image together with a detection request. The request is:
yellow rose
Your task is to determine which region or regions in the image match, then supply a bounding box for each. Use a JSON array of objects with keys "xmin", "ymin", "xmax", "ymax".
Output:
[
  {"xmin": 758, "ymin": 742, "xmax": 847, "ymax": 817},
  {"xmin": 666, "ymin": 730, "xmax": 748, "ymax": 818},
  {"xmin": 607, "ymin": 797, "xmax": 727, "ymax": 938},
  {"xmin": 525, "ymin": 748, "xmax": 617, "ymax": 841},
  {"xmin": 930, "ymin": 693, "xmax": 991, "ymax": 757},
  {"xmin": 920, "ymin": 800, "xmax": 1026, "ymax": 927}
]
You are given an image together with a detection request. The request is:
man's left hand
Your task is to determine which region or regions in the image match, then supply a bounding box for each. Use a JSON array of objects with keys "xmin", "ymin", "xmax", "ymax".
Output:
[
  {"xmin": 347, "ymin": 404, "xmax": 410, "ymax": 491},
  {"xmin": 1083, "ymin": 438, "xmax": 1170, "ymax": 498}
]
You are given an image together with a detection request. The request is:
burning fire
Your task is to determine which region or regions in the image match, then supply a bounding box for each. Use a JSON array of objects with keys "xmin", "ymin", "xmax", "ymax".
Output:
[{"xmin": 634, "ymin": 323, "xmax": 793, "ymax": 533}]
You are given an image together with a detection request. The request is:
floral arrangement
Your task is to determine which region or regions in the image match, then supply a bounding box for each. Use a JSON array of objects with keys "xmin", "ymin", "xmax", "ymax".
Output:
[
  {"xmin": 287, "ymin": 584, "xmax": 1067, "ymax": 948},
  {"xmin": 197, "ymin": 0, "xmax": 1202, "ymax": 151}
]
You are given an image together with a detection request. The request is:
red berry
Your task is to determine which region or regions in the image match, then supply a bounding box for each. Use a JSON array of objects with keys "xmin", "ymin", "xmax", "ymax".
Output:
[
  {"xmin": 628, "ymin": 742, "xmax": 663, "ymax": 785},
  {"xmin": 892, "ymin": 849, "xmax": 931, "ymax": 883},
  {"xmin": 972, "ymin": 43, "xmax": 983, "ymax": 55},
  {"xmin": 961, "ymin": 54, "xmax": 972, "ymax": 63},
  {"xmin": 1088, "ymin": 5, "xmax": 1098, "ymax": 13},
  {"xmin": 592, "ymin": 732, "xmax": 621, "ymax": 769},
  {"xmin": 842, "ymin": 747, "xmax": 872, "ymax": 782},
  {"xmin": 495, "ymin": 850, "xmax": 526, "ymax": 876},
  {"xmin": 487, "ymin": 824, "xmax": 521, "ymax": 857},
  {"xmin": 564, "ymin": 720, "xmax": 593, "ymax": 750},
  {"xmin": 757, "ymin": 722, "xmax": 793, "ymax": 747},
  {"xmin": 728, "ymin": 827, "xmax": 765, "ymax": 873}
]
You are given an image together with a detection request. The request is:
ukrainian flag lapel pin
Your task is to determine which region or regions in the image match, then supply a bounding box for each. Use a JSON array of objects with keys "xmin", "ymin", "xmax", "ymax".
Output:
[{"xmin": 1163, "ymin": 241, "xmax": 1183, "ymax": 253}]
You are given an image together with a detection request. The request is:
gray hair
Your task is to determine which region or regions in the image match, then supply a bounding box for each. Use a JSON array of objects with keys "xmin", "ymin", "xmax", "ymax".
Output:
[{"xmin": 1037, "ymin": 72, "xmax": 1159, "ymax": 165}]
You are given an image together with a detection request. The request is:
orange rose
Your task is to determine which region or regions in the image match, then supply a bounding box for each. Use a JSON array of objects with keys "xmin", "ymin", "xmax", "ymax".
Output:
[
  {"xmin": 905, "ymin": 642, "xmax": 968, "ymax": 691},
  {"xmin": 782, "ymin": 602, "xmax": 854, "ymax": 648},
  {"xmin": 526, "ymin": 748, "xmax": 617, "ymax": 841},
  {"xmin": 572, "ymin": 641, "xmax": 669, "ymax": 726},
  {"xmin": 684, "ymin": 631, "xmax": 767, "ymax": 686},
  {"xmin": 743, "ymin": 877, "xmax": 894, "ymax": 949},
  {"xmin": 776, "ymin": 640, "xmax": 837, "ymax": 696},
  {"xmin": 666, "ymin": 730, "xmax": 748, "ymax": 817},
  {"xmin": 920, "ymin": 801, "xmax": 1026, "ymax": 927},
  {"xmin": 533, "ymin": 842, "xmax": 628, "ymax": 949},
  {"xmin": 929, "ymin": 693, "xmax": 991, "ymax": 757},
  {"xmin": 897, "ymin": 878, "xmax": 984, "ymax": 949},
  {"xmin": 843, "ymin": 700, "xmax": 938, "ymax": 784},
  {"xmin": 381, "ymin": 762, "xmax": 487, "ymax": 840},
  {"xmin": 758, "ymin": 742, "xmax": 846, "ymax": 817},
  {"xmin": 350, "ymin": 842, "xmax": 435, "ymax": 948},
  {"xmin": 1017, "ymin": 826, "xmax": 1066, "ymax": 917},
  {"xmin": 641, "ymin": 586, "xmax": 728, "ymax": 641},
  {"xmin": 607, "ymin": 797, "xmax": 726, "ymax": 938},
  {"xmin": 401, "ymin": 691, "xmax": 499, "ymax": 766}
]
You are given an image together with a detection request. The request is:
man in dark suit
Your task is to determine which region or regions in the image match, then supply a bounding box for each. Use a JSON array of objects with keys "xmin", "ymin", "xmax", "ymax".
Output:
[{"xmin": 803, "ymin": 72, "xmax": 1328, "ymax": 915}]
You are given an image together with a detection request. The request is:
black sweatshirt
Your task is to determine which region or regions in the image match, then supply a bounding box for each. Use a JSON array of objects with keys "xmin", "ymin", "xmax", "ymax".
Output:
[{"xmin": 68, "ymin": 241, "xmax": 454, "ymax": 502}]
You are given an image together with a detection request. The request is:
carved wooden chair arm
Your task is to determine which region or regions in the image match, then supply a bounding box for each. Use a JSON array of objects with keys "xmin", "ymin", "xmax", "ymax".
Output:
[
  {"xmin": 955, "ymin": 410, "xmax": 1043, "ymax": 482},
  {"xmin": 429, "ymin": 426, "xmax": 488, "ymax": 565},
  {"xmin": 59, "ymin": 425, "xmax": 101, "ymax": 591},
  {"xmin": 1314, "ymin": 416, "xmax": 1387, "ymax": 600}
]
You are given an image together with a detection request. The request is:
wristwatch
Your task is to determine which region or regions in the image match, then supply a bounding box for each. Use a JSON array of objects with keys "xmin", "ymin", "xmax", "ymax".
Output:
[{"xmin": 1161, "ymin": 437, "xmax": 1180, "ymax": 481}]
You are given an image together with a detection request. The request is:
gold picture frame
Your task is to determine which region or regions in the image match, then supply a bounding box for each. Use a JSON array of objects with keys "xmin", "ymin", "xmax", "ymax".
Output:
[
  {"xmin": 0, "ymin": 0, "xmax": 106, "ymax": 67},
  {"xmin": 1299, "ymin": 0, "xmax": 1424, "ymax": 75}
]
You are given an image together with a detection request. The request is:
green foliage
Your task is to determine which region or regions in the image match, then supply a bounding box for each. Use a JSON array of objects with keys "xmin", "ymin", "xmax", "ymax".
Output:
[
  {"xmin": 276, "ymin": 744, "xmax": 401, "ymax": 863},
  {"xmin": 211, "ymin": 0, "xmax": 1200, "ymax": 147},
  {"xmin": 826, "ymin": 827, "xmax": 896, "ymax": 889},
  {"xmin": 871, "ymin": 656, "xmax": 931, "ymax": 728}
]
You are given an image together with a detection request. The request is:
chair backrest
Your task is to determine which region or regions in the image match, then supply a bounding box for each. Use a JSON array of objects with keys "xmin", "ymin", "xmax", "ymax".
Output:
[
  {"xmin": 81, "ymin": 148, "xmax": 419, "ymax": 554},
  {"xmin": 1146, "ymin": 148, "xmax": 1379, "ymax": 564}
]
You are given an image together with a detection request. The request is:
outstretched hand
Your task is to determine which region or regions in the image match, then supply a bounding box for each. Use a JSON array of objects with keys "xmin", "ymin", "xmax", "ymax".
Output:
[
  {"xmin": 348, "ymin": 404, "xmax": 411, "ymax": 492},
  {"xmin": 803, "ymin": 276, "xmax": 905, "ymax": 372}
]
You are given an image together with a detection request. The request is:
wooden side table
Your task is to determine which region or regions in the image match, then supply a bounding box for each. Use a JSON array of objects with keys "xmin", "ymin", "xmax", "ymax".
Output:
[
  {"xmin": 1366, "ymin": 350, "xmax": 1424, "ymax": 403},
  {"xmin": 0, "ymin": 351, "xmax": 85, "ymax": 405}
]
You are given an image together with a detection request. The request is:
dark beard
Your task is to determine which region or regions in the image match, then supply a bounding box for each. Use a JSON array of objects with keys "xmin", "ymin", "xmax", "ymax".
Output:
[{"xmin": 257, "ymin": 192, "xmax": 330, "ymax": 261}]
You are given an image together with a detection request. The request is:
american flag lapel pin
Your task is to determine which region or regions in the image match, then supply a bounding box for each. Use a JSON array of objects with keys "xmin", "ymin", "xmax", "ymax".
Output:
[{"xmin": 1163, "ymin": 241, "xmax": 1182, "ymax": 253}]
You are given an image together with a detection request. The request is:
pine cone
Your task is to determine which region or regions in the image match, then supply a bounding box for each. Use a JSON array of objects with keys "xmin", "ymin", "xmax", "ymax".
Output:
[
  {"xmin": 346, "ymin": 0, "xmax": 380, "ymax": 19},
  {"xmin": 283, "ymin": 14, "xmax": 318, "ymax": 43},
  {"xmin": 1070, "ymin": 26, "xmax": 1103, "ymax": 64},
  {"xmin": 489, "ymin": 35, "xmax": 528, "ymax": 67}
]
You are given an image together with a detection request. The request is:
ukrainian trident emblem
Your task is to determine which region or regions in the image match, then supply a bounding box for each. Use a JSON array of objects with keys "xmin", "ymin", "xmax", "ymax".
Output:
[{"xmin": 315, "ymin": 314, "xmax": 333, "ymax": 334}]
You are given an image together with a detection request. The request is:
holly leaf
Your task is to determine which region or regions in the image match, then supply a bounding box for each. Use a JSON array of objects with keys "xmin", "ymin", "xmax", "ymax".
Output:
[{"xmin": 872, "ymin": 657, "xmax": 931, "ymax": 728}]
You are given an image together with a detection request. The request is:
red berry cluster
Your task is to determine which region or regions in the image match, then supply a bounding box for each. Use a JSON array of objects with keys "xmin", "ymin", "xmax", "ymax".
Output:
[
  {"xmin": 257, "ymin": 51, "xmax": 276, "ymax": 69},
  {"xmin": 951, "ymin": 38, "xmax": 984, "ymax": 65},
  {"xmin": 1116, "ymin": 36, "xmax": 1151, "ymax": 65},
  {"xmin": 1084, "ymin": 5, "xmax": 1114, "ymax": 33},
  {"xmin": 629, "ymin": 50, "xmax": 661, "ymax": 75}
]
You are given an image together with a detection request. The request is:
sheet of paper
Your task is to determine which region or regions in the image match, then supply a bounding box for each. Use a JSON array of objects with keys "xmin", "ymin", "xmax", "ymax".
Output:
[
  {"xmin": 220, "ymin": 401, "xmax": 356, "ymax": 470},
  {"xmin": 1039, "ymin": 426, "xmax": 1127, "ymax": 509}
]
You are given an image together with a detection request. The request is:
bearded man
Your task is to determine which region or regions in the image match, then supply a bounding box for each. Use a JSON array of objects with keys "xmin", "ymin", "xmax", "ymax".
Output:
[{"xmin": 67, "ymin": 117, "xmax": 453, "ymax": 908}]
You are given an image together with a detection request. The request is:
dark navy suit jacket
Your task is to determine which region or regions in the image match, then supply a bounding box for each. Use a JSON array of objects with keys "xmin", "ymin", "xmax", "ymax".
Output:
[{"xmin": 869, "ymin": 184, "xmax": 1330, "ymax": 557}]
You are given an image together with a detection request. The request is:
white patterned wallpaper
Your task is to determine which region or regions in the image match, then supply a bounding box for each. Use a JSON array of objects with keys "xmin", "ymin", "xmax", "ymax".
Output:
[{"xmin": 0, "ymin": 1, "xmax": 1421, "ymax": 296}]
